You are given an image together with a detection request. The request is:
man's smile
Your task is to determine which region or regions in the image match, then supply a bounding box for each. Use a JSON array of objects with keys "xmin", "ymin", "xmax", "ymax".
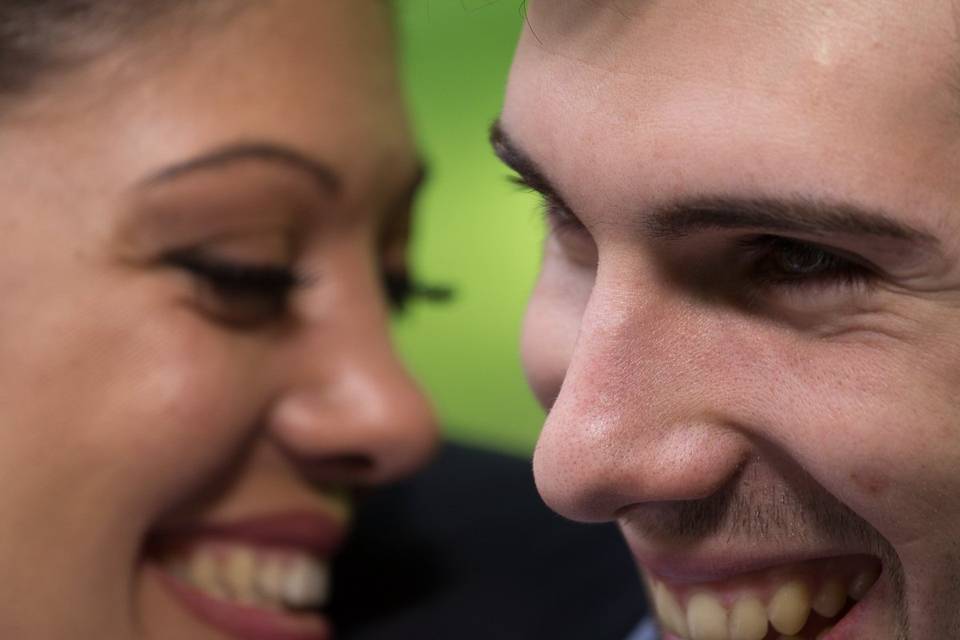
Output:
[{"xmin": 642, "ymin": 555, "xmax": 882, "ymax": 640}]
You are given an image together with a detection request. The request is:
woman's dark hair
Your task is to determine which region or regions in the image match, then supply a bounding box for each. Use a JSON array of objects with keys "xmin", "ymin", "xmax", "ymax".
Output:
[{"xmin": 0, "ymin": 0, "xmax": 233, "ymax": 97}]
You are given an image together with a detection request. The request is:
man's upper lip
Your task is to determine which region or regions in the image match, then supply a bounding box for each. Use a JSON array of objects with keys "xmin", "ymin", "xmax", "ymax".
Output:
[
  {"xmin": 151, "ymin": 510, "xmax": 348, "ymax": 557},
  {"xmin": 628, "ymin": 544, "xmax": 869, "ymax": 585}
]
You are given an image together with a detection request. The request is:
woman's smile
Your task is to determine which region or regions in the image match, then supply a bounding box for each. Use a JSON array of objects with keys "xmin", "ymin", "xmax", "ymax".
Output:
[{"xmin": 147, "ymin": 508, "xmax": 350, "ymax": 640}]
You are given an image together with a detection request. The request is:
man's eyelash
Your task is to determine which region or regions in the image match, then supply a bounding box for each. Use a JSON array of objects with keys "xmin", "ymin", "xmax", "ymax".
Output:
[
  {"xmin": 737, "ymin": 235, "xmax": 876, "ymax": 290},
  {"xmin": 507, "ymin": 175, "xmax": 579, "ymax": 223},
  {"xmin": 507, "ymin": 175, "xmax": 585, "ymax": 236}
]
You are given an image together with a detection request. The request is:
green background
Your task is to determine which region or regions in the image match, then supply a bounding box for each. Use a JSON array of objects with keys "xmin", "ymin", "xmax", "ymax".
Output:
[{"xmin": 393, "ymin": 1, "xmax": 546, "ymax": 455}]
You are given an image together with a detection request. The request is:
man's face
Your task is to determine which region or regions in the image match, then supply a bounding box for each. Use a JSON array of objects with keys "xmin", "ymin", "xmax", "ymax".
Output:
[{"xmin": 497, "ymin": 1, "xmax": 960, "ymax": 638}]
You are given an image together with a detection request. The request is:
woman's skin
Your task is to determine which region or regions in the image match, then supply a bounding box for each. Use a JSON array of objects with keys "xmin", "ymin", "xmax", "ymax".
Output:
[{"xmin": 0, "ymin": 2, "xmax": 438, "ymax": 639}]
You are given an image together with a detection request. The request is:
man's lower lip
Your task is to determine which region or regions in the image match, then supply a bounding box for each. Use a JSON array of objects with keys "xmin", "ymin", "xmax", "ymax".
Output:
[
  {"xmin": 817, "ymin": 571, "xmax": 882, "ymax": 640},
  {"xmin": 149, "ymin": 564, "xmax": 332, "ymax": 640}
]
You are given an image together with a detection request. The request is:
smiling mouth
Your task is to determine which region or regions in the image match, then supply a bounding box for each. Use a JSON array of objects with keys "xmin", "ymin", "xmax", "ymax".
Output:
[
  {"xmin": 145, "ymin": 511, "xmax": 346, "ymax": 640},
  {"xmin": 647, "ymin": 555, "xmax": 882, "ymax": 640}
]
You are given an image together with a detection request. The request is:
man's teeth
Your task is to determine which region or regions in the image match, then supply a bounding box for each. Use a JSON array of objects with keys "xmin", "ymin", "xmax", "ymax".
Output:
[
  {"xmin": 171, "ymin": 545, "xmax": 330, "ymax": 610},
  {"xmin": 811, "ymin": 579, "xmax": 846, "ymax": 618},
  {"xmin": 767, "ymin": 580, "xmax": 810, "ymax": 636},
  {"xmin": 651, "ymin": 567, "xmax": 881, "ymax": 640}
]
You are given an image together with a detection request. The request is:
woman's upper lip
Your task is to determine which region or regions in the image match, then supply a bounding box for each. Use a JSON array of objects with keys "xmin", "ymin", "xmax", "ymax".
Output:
[{"xmin": 151, "ymin": 510, "xmax": 348, "ymax": 557}]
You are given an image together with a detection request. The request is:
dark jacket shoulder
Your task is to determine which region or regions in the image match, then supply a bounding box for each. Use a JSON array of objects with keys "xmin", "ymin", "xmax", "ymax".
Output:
[{"xmin": 330, "ymin": 442, "xmax": 648, "ymax": 639}]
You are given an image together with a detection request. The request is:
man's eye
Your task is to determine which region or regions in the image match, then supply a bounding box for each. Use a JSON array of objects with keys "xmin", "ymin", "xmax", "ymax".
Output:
[
  {"xmin": 541, "ymin": 198, "xmax": 584, "ymax": 234},
  {"xmin": 507, "ymin": 174, "xmax": 586, "ymax": 234},
  {"xmin": 741, "ymin": 235, "xmax": 875, "ymax": 289},
  {"xmin": 165, "ymin": 249, "xmax": 305, "ymax": 328}
]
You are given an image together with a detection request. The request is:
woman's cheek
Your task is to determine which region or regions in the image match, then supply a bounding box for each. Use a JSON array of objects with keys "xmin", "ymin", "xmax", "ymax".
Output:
[{"xmin": 83, "ymin": 311, "xmax": 268, "ymax": 516}]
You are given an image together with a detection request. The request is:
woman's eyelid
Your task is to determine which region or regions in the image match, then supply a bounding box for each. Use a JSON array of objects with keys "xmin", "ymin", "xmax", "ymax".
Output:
[{"xmin": 162, "ymin": 247, "xmax": 322, "ymax": 316}]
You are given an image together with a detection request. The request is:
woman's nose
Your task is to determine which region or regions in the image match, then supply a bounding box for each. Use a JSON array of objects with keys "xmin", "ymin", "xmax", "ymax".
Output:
[
  {"xmin": 267, "ymin": 298, "xmax": 439, "ymax": 486},
  {"xmin": 532, "ymin": 277, "xmax": 751, "ymax": 523}
]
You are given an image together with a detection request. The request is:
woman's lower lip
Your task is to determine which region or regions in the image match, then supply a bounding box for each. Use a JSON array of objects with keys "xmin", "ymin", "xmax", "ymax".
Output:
[{"xmin": 149, "ymin": 564, "xmax": 332, "ymax": 640}]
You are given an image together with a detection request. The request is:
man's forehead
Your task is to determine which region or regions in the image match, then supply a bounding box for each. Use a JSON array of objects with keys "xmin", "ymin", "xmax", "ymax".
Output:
[
  {"xmin": 506, "ymin": 0, "xmax": 960, "ymax": 245},
  {"xmin": 521, "ymin": 0, "xmax": 960, "ymax": 94}
]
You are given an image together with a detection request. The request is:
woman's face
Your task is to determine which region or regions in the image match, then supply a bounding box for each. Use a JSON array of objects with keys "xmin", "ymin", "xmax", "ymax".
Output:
[{"xmin": 0, "ymin": 2, "xmax": 437, "ymax": 638}]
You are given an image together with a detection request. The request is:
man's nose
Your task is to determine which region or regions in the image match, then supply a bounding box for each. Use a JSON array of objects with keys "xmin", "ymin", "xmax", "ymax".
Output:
[
  {"xmin": 532, "ymin": 274, "xmax": 752, "ymax": 523},
  {"xmin": 267, "ymin": 291, "xmax": 439, "ymax": 486}
]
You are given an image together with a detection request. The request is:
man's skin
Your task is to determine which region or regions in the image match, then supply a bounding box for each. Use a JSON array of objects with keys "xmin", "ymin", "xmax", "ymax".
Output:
[{"xmin": 493, "ymin": 1, "xmax": 960, "ymax": 639}]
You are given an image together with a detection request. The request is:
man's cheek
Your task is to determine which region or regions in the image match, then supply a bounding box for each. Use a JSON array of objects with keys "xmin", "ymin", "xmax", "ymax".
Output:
[{"xmin": 750, "ymin": 343, "xmax": 954, "ymax": 545}]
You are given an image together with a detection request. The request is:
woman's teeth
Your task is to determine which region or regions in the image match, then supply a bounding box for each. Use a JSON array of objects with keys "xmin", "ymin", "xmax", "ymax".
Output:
[
  {"xmin": 651, "ymin": 565, "xmax": 881, "ymax": 640},
  {"xmin": 166, "ymin": 544, "xmax": 330, "ymax": 611}
]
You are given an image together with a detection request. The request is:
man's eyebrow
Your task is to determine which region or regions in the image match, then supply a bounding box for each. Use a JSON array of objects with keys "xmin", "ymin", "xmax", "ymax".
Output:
[
  {"xmin": 647, "ymin": 197, "xmax": 939, "ymax": 248},
  {"xmin": 491, "ymin": 119, "xmax": 939, "ymax": 251},
  {"xmin": 141, "ymin": 141, "xmax": 343, "ymax": 195}
]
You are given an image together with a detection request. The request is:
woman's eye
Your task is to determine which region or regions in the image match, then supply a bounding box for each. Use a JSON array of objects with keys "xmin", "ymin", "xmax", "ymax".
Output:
[
  {"xmin": 742, "ymin": 235, "xmax": 875, "ymax": 290},
  {"xmin": 165, "ymin": 249, "xmax": 305, "ymax": 328},
  {"xmin": 382, "ymin": 271, "xmax": 414, "ymax": 312}
]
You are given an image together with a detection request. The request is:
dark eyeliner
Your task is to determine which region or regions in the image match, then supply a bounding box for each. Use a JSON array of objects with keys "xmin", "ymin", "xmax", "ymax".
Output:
[{"xmin": 164, "ymin": 249, "xmax": 306, "ymax": 296}]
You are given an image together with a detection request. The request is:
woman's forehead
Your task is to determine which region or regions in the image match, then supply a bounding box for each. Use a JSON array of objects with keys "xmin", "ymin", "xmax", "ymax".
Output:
[{"xmin": 0, "ymin": 1, "xmax": 416, "ymax": 206}]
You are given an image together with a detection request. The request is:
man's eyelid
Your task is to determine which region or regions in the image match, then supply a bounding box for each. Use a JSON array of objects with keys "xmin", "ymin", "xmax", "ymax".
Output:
[
  {"xmin": 545, "ymin": 199, "xmax": 585, "ymax": 230},
  {"xmin": 749, "ymin": 233, "xmax": 889, "ymax": 277}
]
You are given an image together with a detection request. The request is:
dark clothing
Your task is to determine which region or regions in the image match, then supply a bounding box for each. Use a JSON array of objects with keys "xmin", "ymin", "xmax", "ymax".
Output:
[{"xmin": 330, "ymin": 443, "xmax": 648, "ymax": 639}]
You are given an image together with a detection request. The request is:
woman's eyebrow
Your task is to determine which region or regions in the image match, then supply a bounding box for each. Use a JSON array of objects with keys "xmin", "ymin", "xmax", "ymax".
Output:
[{"xmin": 140, "ymin": 141, "xmax": 343, "ymax": 196}]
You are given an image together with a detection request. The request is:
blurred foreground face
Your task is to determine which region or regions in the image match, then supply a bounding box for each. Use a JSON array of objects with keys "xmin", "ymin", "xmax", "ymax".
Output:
[
  {"xmin": 0, "ymin": 1, "xmax": 438, "ymax": 638},
  {"xmin": 497, "ymin": 1, "xmax": 960, "ymax": 638}
]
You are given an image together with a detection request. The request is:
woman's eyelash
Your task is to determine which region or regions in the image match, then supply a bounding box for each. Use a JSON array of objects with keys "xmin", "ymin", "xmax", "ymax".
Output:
[
  {"xmin": 383, "ymin": 271, "xmax": 453, "ymax": 313},
  {"xmin": 164, "ymin": 250, "xmax": 306, "ymax": 297},
  {"xmin": 738, "ymin": 235, "xmax": 876, "ymax": 289}
]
